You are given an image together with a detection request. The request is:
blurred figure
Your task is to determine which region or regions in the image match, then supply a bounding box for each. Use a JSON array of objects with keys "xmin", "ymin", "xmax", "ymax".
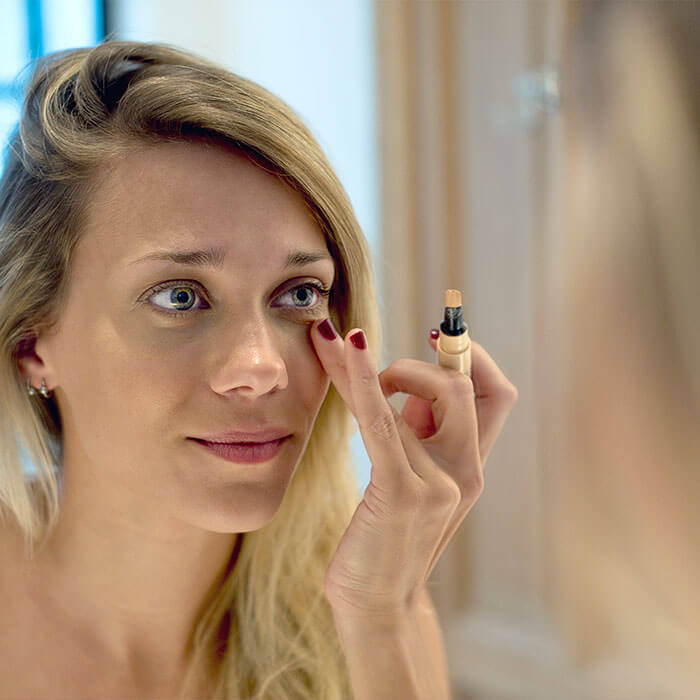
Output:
[{"xmin": 553, "ymin": 1, "xmax": 700, "ymax": 697}]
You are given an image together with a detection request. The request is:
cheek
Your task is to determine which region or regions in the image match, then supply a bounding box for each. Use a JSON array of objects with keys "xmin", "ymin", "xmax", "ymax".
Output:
[
  {"xmin": 58, "ymin": 316, "xmax": 196, "ymax": 450},
  {"xmin": 56, "ymin": 310, "xmax": 332, "ymax": 454},
  {"xmin": 290, "ymin": 337, "xmax": 331, "ymax": 413}
]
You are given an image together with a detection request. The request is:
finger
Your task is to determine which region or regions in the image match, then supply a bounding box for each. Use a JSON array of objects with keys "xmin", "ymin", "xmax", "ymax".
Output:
[
  {"xmin": 429, "ymin": 328, "xmax": 440, "ymax": 350},
  {"xmin": 310, "ymin": 317, "xmax": 355, "ymax": 414},
  {"xmin": 343, "ymin": 329, "xmax": 421, "ymax": 494},
  {"xmin": 469, "ymin": 341, "xmax": 519, "ymax": 463},
  {"xmin": 378, "ymin": 358, "xmax": 479, "ymax": 459},
  {"xmin": 425, "ymin": 331, "xmax": 519, "ymax": 464},
  {"xmin": 428, "ymin": 329, "xmax": 476, "ymax": 397},
  {"xmin": 388, "ymin": 403, "xmax": 457, "ymax": 491},
  {"xmin": 427, "ymin": 330, "xmax": 519, "ymax": 404},
  {"xmin": 469, "ymin": 341, "xmax": 518, "ymax": 402}
]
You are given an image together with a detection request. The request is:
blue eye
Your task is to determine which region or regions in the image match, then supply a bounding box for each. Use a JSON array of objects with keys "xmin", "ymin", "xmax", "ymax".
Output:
[
  {"xmin": 147, "ymin": 282, "xmax": 207, "ymax": 318},
  {"xmin": 276, "ymin": 281, "xmax": 331, "ymax": 313},
  {"xmin": 144, "ymin": 280, "xmax": 331, "ymax": 319}
]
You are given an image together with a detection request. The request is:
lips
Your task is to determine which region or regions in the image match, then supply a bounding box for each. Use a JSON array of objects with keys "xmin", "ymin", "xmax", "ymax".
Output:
[
  {"xmin": 189, "ymin": 427, "xmax": 292, "ymax": 444},
  {"xmin": 190, "ymin": 435, "xmax": 291, "ymax": 464}
]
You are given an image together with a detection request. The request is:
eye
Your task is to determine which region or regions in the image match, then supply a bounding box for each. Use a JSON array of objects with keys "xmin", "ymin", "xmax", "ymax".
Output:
[
  {"xmin": 143, "ymin": 280, "xmax": 330, "ymax": 319},
  {"xmin": 274, "ymin": 281, "xmax": 331, "ymax": 316},
  {"xmin": 146, "ymin": 281, "xmax": 209, "ymax": 318}
]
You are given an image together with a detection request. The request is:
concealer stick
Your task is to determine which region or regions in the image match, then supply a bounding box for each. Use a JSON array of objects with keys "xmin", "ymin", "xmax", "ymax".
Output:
[{"xmin": 436, "ymin": 289, "xmax": 472, "ymax": 378}]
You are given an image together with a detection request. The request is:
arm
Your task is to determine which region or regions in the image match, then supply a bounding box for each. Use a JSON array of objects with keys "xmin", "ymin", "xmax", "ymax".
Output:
[
  {"xmin": 411, "ymin": 585, "xmax": 452, "ymax": 700},
  {"xmin": 333, "ymin": 609, "xmax": 421, "ymax": 700},
  {"xmin": 332, "ymin": 586, "xmax": 452, "ymax": 700}
]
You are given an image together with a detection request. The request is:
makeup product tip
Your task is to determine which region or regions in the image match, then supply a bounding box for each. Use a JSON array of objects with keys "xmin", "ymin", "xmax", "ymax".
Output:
[
  {"xmin": 445, "ymin": 289, "xmax": 462, "ymax": 307},
  {"xmin": 441, "ymin": 289, "xmax": 467, "ymax": 336}
]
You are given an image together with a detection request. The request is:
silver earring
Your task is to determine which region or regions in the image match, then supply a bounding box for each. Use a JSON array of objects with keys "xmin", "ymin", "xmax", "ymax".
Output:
[{"xmin": 26, "ymin": 377, "xmax": 51, "ymax": 398}]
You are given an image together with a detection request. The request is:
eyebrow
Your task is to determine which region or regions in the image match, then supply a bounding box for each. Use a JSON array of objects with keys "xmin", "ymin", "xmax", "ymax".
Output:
[{"xmin": 128, "ymin": 246, "xmax": 334, "ymax": 270}]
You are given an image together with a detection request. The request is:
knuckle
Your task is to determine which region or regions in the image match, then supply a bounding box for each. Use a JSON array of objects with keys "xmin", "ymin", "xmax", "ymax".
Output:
[
  {"xmin": 461, "ymin": 470, "xmax": 484, "ymax": 498},
  {"xmin": 358, "ymin": 370, "xmax": 376, "ymax": 387},
  {"xmin": 499, "ymin": 381, "xmax": 519, "ymax": 405},
  {"xmin": 414, "ymin": 473, "xmax": 461, "ymax": 513},
  {"xmin": 444, "ymin": 478, "xmax": 463, "ymax": 506},
  {"xmin": 434, "ymin": 477, "xmax": 462, "ymax": 510},
  {"xmin": 392, "ymin": 358, "xmax": 414, "ymax": 374},
  {"xmin": 369, "ymin": 409, "xmax": 399, "ymax": 442}
]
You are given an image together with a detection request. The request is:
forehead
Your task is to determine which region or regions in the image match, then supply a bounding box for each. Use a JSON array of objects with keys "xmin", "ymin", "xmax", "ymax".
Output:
[{"xmin": 79, "ymin": 140, "xmax": 332, "ymax": 272}]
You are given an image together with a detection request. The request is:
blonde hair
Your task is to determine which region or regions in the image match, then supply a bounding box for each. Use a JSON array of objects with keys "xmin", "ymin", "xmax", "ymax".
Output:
[
  {"xmin": 552, "ymin": 0, "xmax": 700, "ymax": 681},
  {"xmin": 0, "ymin": 40, "xmax": 383, "ymax": 699}
]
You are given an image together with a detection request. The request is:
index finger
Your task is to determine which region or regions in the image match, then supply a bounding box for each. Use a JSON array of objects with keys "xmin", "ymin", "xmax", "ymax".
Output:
[
  {"xmin": 343, "ymin": 328, "xmax": 420, "ymax": 495},
  {"xmin": 310, "ymin": 317, "xmax": 355, "ymax": 414}
]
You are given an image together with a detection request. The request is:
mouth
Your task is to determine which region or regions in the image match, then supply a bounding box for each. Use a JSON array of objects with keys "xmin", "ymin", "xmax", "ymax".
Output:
[
  {"xmin": 190, "ymin": 427, "xmax": 292, "ymax": 443},
  {"xmin": 187, "ymin": 435, "xmax": 292, "ymax": 464},
  {"xmin": 191, "ymin": 437, "xmax": 290, "ymax": 445}
]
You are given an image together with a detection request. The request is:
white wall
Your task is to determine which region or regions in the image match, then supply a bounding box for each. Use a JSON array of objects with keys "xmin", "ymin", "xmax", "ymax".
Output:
[{"xmin": 110, "ymin": 0, "xmax": 378, "ymax": 495}]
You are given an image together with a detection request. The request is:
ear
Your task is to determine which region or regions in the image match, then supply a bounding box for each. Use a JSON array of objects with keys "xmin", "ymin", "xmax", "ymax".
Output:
[{"xmin": 15, "ymin": 334, "xmax": 56, "ymax": 390}]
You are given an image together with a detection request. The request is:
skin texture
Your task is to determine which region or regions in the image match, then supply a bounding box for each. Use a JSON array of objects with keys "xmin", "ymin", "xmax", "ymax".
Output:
[{"xmin": 14, "ymin": 139, "xmax": 336, "ymax": 692}]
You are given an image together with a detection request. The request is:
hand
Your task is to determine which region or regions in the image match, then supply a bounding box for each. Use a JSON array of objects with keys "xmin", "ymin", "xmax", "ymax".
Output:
[{"xmin": 310, "ymin": 319, "xmax": 519, "ymax": 621}]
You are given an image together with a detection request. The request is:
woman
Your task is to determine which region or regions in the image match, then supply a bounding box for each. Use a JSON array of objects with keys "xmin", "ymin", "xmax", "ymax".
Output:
[
  {"xmin": 554, "ymin": 2, "xmax": 700, "ymax": 697},
  {"xmin": 0, "ymin": 41, "xmax": 517, "ymax": 698}
]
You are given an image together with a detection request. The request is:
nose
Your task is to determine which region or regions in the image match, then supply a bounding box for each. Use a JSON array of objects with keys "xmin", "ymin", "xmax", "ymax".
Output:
[{"xmin": 210, "ymin": 319, "xmax": 289, "ymax": 397}]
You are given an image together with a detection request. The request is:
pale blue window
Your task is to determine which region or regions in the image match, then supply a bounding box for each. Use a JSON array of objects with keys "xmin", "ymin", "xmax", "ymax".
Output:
[
  {"xmin": 1, "ymin": 0, "xmax": 105, "ymax": 476},
  {"xmin": 0, "ymin": 0, "xmax": 105, "ymax": 175}
]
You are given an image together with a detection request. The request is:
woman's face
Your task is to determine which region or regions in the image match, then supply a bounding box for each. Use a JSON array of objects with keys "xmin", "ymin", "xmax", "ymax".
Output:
[{"xmin": 31, "ymin": 139, "xmax": 336, "ymax": 533}]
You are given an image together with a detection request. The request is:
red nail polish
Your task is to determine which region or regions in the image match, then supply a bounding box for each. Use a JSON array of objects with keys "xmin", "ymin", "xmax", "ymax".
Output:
[
  {"xmin": 350, "ymin": 330, "xmax": 366, "ymax": 349},
  {"xmin": 430, "ymin": 329, "xmax": 439, "ymax": 340},
  {"xmin": 318, "ymin": 318, "xmax": 337, "ymax": 340}
]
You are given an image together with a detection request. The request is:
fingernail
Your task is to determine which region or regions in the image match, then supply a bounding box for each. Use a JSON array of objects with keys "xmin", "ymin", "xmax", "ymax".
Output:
[
  {"xmin": 349, "ymin": 330, "xmax": 366, "ymax": 350},
  {"xmin": 318, "ymin": 318, "xmax": 337, "ymax": 340},
  {"xmin": 430, "ymin": 328, "xmax": 439, "ymax": 340}
]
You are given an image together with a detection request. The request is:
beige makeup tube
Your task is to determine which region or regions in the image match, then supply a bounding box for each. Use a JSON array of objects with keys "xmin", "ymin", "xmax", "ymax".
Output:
[{"xmin": 436, "ymin": 289, "xmax": 472, "ymax": 377}]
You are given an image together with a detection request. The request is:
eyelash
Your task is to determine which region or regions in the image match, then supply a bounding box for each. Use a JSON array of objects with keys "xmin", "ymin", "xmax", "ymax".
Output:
[{"xmin": 143, "ymin": 279, "xmax": 331, "ymax": 320}]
